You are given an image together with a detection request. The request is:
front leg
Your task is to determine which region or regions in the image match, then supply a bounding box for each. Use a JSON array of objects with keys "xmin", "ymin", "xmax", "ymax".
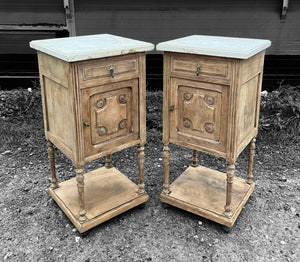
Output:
[
  {"xmin": 246, "ymin": 137, "xmax": 256, "ymax": 184},
  {"xmin": 76, "ymin": 164, "xmax": 87, "ymax": 222},
  {"xmin": 162, "ymin": 144, "xmax": 170, "ymax": 194},
  {"xmin": 138, "ymin": 144, "xmax": 145, "ymax": 194},
  {"xmin": 191, "ymin": 149, "xmax": 198, "ymax": 167},
  {"xmin": 224, "ymin": 162, "xmax": 235, "ymax": 218},
  {"xmin": 47, "ymin": 141, "xmax": 58, "ymax": 189},
  {"xmin": 105, "ymin": 154, "xmax": 113, "ymax": 169}
]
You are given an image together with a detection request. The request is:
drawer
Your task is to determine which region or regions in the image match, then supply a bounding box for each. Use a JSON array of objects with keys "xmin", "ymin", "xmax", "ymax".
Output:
[
  {"xmin": 78, "ymin": 54, "xmax": 138, "ymax": 87},
  {"xmin": 171, "ymin": 53, "xmax": 231, "ymax": 80}
]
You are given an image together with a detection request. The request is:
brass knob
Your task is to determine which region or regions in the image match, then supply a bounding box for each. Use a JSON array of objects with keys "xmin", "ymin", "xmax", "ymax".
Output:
[
  {"xmin": 84, "ymin": 121, "xmax": 90, "ymax": 127},
  {"xmin": 196, "ymin": 64, "xmax": 201, "ymax": 76},
  {"xmin": 109, "ymin": 65, "xmax": 115, "ymax": 78}
]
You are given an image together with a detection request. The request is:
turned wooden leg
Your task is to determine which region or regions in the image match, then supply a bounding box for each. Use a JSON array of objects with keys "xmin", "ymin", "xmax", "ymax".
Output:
[
  {"xmin": 224, "ymin": 162, "xmax": 235, "ymax": 218},
  {"xmin": 47, "ymin": 141, "xmax": 58, "ymax": 189},
  {"xmin": 163, "ymin": 144, "xmax": 170, "ymax": 194},
  {"xmin": 137, "ymin": 145, "xmax": 145, "ymax": 194},
  {"xmin": 76, "ymin": 165, "xmax": 87, "ymax": 222},
  {"xmin": 191, "ymin": 149, "xmax": 198, "ymax": 167},
  {"xmin": 246, "ymin": 137, "xmax": 256, "ymax": 184},
  {"xmin": 105, "ymin": 154, "xmax": 113, "ymax": 169}
]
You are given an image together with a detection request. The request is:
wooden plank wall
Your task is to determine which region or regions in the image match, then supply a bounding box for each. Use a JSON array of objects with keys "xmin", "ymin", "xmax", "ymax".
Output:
[
  {"xmin": 0, "ymin": 0, "xmax": 299, "ymax": 85},
  {"xmin": 0, "ymin": 0, "xmax": 65, "ymax": 25},
  {"xmin": 0, "ymin": 0, "xmax": 65, "ymax": 54},
  {"xmin": 74, "ymin": 0, "xmax": 300, "ymax": 55},
  {"xmin": 1, "ymin": 0, "xmax": 299, "ymax": 55},
  {"xmin": 0, "ymin": 32, "xmax": 57, "ymax": 54}
]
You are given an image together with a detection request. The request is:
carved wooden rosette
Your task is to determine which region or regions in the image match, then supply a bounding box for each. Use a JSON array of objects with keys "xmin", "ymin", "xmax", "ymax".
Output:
[
  {"xmin": 163, "ymin": 144, "xmax": 171, "ymax": 194},
  {"xmin": 224, "ymin": 162, "xmax": 235, "ymax": 218},
  {"xmin": 47, "ymin": 141, "xmax": 58, "ymax": 189},
  {"xmin": 137, "ymin": 145, "xmax": 145, "ymax": 194},
  {"xmin": 246, "ymin": 137, "xmax": 256, "ymax": 184},
  {"xmin": 76, "ymin": 166, "xmax": 87, "ymax": 222}
]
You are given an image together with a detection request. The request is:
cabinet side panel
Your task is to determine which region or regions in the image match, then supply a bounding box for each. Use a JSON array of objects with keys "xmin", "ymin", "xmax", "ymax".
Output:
[
  {"xmin": 240, "ymin": 51, "xmax": 265, "ymax": 84},
  {"xmin": 42, "ymin": 76, "xmax": 75, "ymax": 160},
  {"xmin": 235, "ymin": 51, "xmax": 265, "ymax": 156},
  {"xmin": 38, "ymin": 52, "xmax": 69, "ymax": 87},
  {"xmin": 37, "ymin": 52, "xmax": 76, "ymax": 161},
  {"xmin": 236, "ymin": 75, "xmax": 260, "ymax": 145}
]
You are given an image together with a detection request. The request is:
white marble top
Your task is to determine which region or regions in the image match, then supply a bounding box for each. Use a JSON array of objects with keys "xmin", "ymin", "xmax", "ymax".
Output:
[
  {"xmin": 156, "ymin": 35, "xmax": 271, "ymax": 59},
  {"xmin": 30, "ymin": 34, "xmax": 154, "ymax": 62}
]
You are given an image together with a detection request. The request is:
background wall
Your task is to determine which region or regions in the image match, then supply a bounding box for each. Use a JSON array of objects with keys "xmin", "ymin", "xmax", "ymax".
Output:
[
  {"xmin": 74, "ymin": 0, "xmax": 300, "ymax": 55},
  {"xmin": 0, "ymin": 0, "xmax": 299, "ymax": 89},
  {"xmin": 0, "ymin": 0, "xmax": 65, "ymax": 54}
]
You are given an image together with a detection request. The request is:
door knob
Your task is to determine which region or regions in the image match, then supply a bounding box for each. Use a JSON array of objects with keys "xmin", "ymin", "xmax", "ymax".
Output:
[{"xmin": 84, "ymin": 121, "xmax": 90, "ymax": 127}]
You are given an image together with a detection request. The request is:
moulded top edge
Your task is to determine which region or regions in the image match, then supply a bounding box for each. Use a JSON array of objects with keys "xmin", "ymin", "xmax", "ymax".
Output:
[
  {"xmin": 29, "ymin": 34, "xmax": 154, "ymax": 62},
  {"xmin": 156, "ymin": 35, "xmax": 271, "ymax": 59}
]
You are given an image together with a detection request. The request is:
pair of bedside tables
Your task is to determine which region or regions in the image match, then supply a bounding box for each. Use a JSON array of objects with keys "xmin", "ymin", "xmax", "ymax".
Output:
[{"xmin": 30, "ymin": 34, "xmax": 270, "ymax": 233}]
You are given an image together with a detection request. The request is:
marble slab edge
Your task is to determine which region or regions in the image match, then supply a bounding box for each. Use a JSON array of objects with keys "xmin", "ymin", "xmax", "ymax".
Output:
[
  {"xmin": 29, "ymin": 34, "xmax": 154, "ymax": 62},
  {"xmin": 156, "ymin": 35, "xmax": 271, "ymax": 59}
]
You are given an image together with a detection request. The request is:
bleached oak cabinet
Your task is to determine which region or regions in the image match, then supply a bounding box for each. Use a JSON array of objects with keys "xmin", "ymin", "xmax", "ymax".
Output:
[
  {"xmin": 30, "ymin": 34, "xmax": 154, "ymax": 233},
  {"xmin": 157, "ymin": 35, "xmax": 271, "ymax": 228}
]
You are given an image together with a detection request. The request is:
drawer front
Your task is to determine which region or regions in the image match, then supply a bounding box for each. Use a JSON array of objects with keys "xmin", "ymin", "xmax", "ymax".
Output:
[
  {"xmin": 171, "ymin": 53, "xmax": 231, "ymax": 80},
  {"xmin": 78, "ymin": 54, "xmax": 138, "ymax": 87},
  {"xmin": 169, "ymin": 78, "xmax": 229, "ymax": 155},
  {"xmin": 81, "ymin": 79, "xmax": 139, "ymax": 159}
]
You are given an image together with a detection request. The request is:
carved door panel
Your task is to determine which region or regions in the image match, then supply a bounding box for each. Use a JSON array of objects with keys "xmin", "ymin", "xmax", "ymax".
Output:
[
  {"xmin": 82, "ymin": 79, "xmax": 139, "ymax": 158},
  {"xmin": 170, "ymin": 78, "xmax": 229, "ymax": 154}
]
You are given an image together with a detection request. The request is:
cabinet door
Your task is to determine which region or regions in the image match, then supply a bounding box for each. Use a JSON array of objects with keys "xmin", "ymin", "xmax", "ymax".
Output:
[
  {"xmin": 81, "ymin": 79, "xmax": 139, "ymax": 159},
  {"xmin": 169, "ymin": 78, "xmax": 229, "ymax": 156}
]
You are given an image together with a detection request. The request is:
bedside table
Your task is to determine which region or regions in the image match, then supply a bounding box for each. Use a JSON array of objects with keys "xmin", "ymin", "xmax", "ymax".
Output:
[
  {"xmin": 157, "ymin": 35, "xmax": 271, "ymax": 228},
  {"xmin": 30, "ymin": 34, "xmax": 154, "ymax": 233}
]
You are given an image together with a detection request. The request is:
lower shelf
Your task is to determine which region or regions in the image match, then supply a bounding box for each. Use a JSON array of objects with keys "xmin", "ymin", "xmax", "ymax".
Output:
[
  {"xmin": 160, "ymin": 165, "xmax": 254, "ymax": 227},
  {"xmin": 49, "ymin": 167, "xmax": 148, "ymax": 233}
]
